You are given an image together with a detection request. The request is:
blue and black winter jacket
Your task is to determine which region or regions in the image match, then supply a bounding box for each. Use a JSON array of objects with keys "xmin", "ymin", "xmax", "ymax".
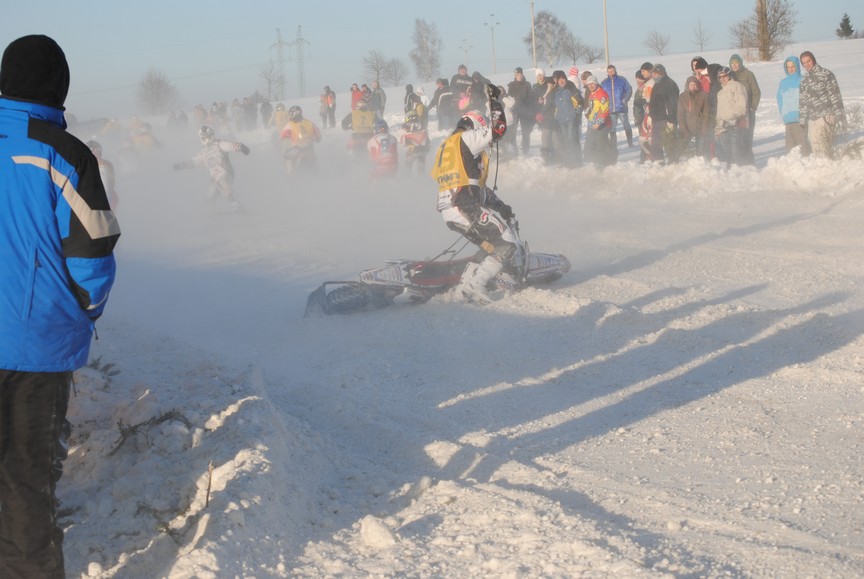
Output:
[
  {"xmin": 777, "ymin": 56, "xmax": 802, "ymax": 124},
  {"xmin": 0, "ymin": 37, "xmax": 120, "ymax": 371}
]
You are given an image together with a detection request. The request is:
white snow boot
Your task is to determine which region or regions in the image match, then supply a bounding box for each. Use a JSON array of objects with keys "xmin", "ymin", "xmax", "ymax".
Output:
[{"xmin": 457, "ymin": 256, "xmax": 503, "ymax": 304}]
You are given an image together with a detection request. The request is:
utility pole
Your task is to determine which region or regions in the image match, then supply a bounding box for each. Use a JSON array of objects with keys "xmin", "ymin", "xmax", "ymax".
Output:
[
  {"xmin": 484, "ymin": 13, "xmax": 500, "ymax": 74},
  {"xmin": 270, "ymin": 28, "xmax": 289, "ymax": 101},
  {"xmin": 529, "ymin": 0, "xmax": 537, "ymax": 70},
  {"xmin": 289, "ymin": 25, "xmax": 310, "ymax": 98},
  {"xmin": 458, "ymin": 38, "xmax": 473, "ymax": 67},
  {"xmin": 603, "ymin": 0, "xmax": 610, "ymax": 67}
]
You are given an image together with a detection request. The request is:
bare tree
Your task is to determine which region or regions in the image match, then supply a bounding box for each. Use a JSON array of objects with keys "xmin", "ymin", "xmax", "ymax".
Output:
[
  {"xmin": 644, "ymin": 29, "xmax": 671, "ymax": 55},
  {"xmin": 729, "ymin": 0, "xmax": 797, "ymax": 61},
  {"xmin": 523, "ymin": 10, "xmax": 573, "ymax": 67},
  {"xmin": 135, "ymin": 68, "xmax": 180, "ymax": 115},
  {"xmin": 583, "ymin": 45, "xmax": 605, "ymax": 64},
  {"xmin": 363, "ymin": 50, "xmax": 389, "ymax": 83},
  {"xmin": 259, "ymin": 61, "xmax": 281, "ymax": 101},
  {"xmin": 410, "ymin": 19, "xmax": 442, "ymax": 82},
  {"xmin": 692, "ymin": 19, "xmax": 713, "ymax": 51},
  {"xmin": 561, "ymin": 32, "xmax": 588, "ymax": 64},
  {"xmin": 384, "ymin": 58, "xmax": 409, "ymax": 87}
]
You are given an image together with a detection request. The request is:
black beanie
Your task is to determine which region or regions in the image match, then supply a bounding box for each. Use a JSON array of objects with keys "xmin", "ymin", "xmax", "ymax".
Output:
[{"xmin": 0, "ymin": 35, "xmax": 70, "ymax": 109}]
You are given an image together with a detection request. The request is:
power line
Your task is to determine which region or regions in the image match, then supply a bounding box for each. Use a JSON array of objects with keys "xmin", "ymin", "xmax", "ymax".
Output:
[
  {"xmin": 288, "ymin": 26, "xmax": 310, "ymax": 98},
  {"xmin": 271, "ymin": 28, "xmax": 290, "ymax": 101}
]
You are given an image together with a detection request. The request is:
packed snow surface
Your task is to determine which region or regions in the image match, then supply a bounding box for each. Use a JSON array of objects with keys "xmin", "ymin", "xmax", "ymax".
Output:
[{"xmin": 61, "ymin": 40, "xmax": 863, "ymax": 577}]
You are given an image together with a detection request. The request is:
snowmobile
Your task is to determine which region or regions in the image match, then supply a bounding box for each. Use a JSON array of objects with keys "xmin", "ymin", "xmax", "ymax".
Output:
[
  {"xmin": 305, "ymin": 218, "xmax": 570, "ymax": 316},
  {"xmin": 284, "ymin": 145, "xmax": 316, "ymax": 175}
]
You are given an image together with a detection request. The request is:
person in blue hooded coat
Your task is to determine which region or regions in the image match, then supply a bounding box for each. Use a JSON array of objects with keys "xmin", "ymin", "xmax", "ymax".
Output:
[
  {"xmin": 0, "ymin": 34, "xmax": 120, "ymax": 578},
  {"xmin": 776, "ymin": 56, "xmax": 811, "ymax": 156}
]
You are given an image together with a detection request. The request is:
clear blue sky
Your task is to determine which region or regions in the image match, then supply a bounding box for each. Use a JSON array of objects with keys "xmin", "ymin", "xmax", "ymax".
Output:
[{"xmin": 1, "ymin": 1, "xmax": 857, "ymax": 119}]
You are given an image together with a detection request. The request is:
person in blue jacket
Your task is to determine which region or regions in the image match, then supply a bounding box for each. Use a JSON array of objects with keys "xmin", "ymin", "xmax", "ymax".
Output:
[
  {"xmin": 777, "ymin": 56, "xmax": 811, "ymax": 156},
  {"xmin": 600, "ymin": 64, "xmax": 634, "ymax": 148},
  {"xmin": 0, "ymin": 34, "xmax": 120, "ymax": 578}
]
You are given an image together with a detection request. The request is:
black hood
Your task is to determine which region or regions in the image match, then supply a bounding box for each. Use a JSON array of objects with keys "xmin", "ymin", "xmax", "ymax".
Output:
[{"xmin": 0, "ymin": 35, "xmax": 69, "ymax": 109}]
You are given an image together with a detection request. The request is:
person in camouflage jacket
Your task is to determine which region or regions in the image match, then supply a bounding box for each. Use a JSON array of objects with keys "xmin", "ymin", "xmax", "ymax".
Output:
[{"xmin": 798, "ymin": 51, "xmax": 845, "ymax": 157}]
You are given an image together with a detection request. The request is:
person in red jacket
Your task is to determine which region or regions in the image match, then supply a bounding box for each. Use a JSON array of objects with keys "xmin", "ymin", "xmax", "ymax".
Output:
[{"xmin": 350, "ymin": 83, "xmax": 363, "ymax": 110}]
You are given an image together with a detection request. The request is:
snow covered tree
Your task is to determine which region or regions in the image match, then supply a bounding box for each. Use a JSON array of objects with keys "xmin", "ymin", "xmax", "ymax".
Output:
[
  {"xmin": 730, "ymin": 0, "xmax": 797, "ymax": 61},
  {"xmin": 135, "ymin": 68, "xmax": 179, "ymax": 115},
  {"xmin": 836, "ymin": 13, "xmax": 854, "ymax": 39},
  {"xmin": 644, "ymin": 29, "xmax": 671, "ymax": 55},
  {"xmin": 523, "ymin": 11, "xmax": 572, "ymax": 68},
  {"xmin": 410, "ymin": 19, "xmax": 442, "ymax": 82}
]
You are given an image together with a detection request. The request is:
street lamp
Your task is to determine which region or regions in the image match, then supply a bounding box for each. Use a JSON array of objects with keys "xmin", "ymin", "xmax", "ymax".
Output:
[{"xmin": 484, "ymin": 14, "xmax": 500, "ymax": 74}]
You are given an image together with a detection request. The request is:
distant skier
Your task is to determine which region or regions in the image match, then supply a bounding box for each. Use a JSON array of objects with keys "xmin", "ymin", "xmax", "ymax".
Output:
[{"xmin": 173, "ymin": 125, "xmax": 250, "ymax": 212}]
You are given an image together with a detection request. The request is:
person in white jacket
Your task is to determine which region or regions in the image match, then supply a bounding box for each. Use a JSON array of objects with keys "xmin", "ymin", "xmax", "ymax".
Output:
[
  {"xmin": 173, "ymin": 126, "xmax": 250, "ymax": 212},
  {"xmin": 715, "ymin": 66, "xmax": 749, "ymax": 166}
]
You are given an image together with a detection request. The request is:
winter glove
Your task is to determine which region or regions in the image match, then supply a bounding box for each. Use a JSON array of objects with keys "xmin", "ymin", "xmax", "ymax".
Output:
[
  {"xmin": 239, "ymin": 144, "xmax": 250, "ymax": 155},
  {"xmin": 535, "ymin": 113, "xmax": 544, "ymax": 123},
  {"xmin": 499, "ymin": 204, "xmax": 514, "ymax": 221}
]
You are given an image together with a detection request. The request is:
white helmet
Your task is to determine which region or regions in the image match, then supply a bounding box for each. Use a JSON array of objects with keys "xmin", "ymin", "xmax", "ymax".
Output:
[
  {"xmin": 198, "ymin": 125, "xmax": 215, "ymax": 144},
  {"xmin": 456, "ymin": 110, "xmax": 489, "ymax": 131}
]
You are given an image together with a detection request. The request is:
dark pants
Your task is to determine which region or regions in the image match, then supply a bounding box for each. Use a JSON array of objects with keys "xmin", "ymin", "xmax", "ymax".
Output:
[
  {"xmin": 0, "ymin": 370, "xmax": 71, "ymax": 579},
  {"xmin": 515, "ymin": 111, "xmax": 536, "ymax": 153},
  {"xmin": 743, "ymin": 109, "xmax": 756, "ymax": 164},
  {"xmin": 650, "ymin": 120, "xmax": 677, "ymax": 163},
  {"xmin": 585, "ymin": 126, "xmax": 615, "ymax": 166},
  {"xmin": 570, "ymin": 115, "xmax": 583, "ymax": 166},
  {"xmin": 717, "ymin": 126, "xmax": 747, "ymax": 166}
]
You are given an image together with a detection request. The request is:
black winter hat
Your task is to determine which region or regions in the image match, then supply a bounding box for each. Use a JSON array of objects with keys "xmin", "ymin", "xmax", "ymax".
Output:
[
  {"xmin": 0, "ymin": 35, "xmax": 69, "ymax": 109},
  {"xmin": 640, "ymin": 61, "xmax": 654, "ymax": 71},
  {"xmin": 692, "ymin": 56, "xmax": 709, "ymax": 70}
]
